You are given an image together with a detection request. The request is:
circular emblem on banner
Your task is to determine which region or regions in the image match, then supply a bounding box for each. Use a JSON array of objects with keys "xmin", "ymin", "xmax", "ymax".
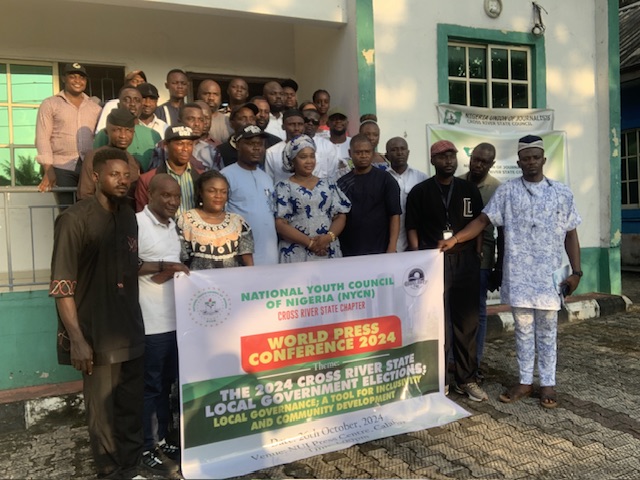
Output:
[
  {"xmin": 189, "ymin": 289, "xmax": 231, "ymax": 327},
  {"xmin": 403, "ymin": 267, "xmax": 427, "ymax": 297}
]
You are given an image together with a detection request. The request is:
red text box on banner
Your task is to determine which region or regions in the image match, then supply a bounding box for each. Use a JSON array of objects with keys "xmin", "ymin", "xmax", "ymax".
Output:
[{"xmin": 240, "ymin": 317, "xmax": 402, "ymax": 373}]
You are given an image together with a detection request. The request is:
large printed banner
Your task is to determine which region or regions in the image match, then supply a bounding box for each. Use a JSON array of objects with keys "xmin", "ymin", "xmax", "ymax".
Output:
[
  {"xmin": 174, "ymin": 251, "xmax": 469, "ymax": 479},
  {"xmin": 427, "ymin": 124, "xmax": 568, "ymax": 183},
  {"xmin": 437, "ymin": 103, "xmax": 555, "ymax": 131}
]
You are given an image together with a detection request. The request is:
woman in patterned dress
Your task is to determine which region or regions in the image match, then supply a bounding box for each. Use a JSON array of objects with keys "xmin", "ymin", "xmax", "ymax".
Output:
[
  {"xmin": 176, "ymin": 170, "xmax": 254, "ymax": 270},
  {"xmin": 274, "ymin": 134, "xmax": 351, "ymax": 263}
]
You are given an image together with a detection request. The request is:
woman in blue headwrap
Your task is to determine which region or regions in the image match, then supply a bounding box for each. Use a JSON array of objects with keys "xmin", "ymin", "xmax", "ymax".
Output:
[{"xmin": 274, "ymin": 134, "xmax": 351, "ymax": 263}]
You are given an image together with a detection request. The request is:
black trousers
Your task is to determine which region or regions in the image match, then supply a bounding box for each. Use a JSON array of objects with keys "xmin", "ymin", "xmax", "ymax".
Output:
[
  {"xmin": 83, "ymin": 356, "xmax": 144, "ymax": 478},
  {"xmin": 53, "ymin": 160, "xmax": 81, "ymax": 208},
  {"xmin": 444, "ymin": 248, "xmax": 480, "ymax": 385}
]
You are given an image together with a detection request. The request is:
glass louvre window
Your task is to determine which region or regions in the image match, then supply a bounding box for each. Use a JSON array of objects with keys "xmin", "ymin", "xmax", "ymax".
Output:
[
  {"xmin": 622, "ymin": 129, "xmax": 640, "ymax": 207},
  {"xmin": 447, "ymin": 43, "xmax": 531, "ymax": 108},
  {"xmin": 0, "ymin": 62, "xmax": 54, "ymax": 187}
]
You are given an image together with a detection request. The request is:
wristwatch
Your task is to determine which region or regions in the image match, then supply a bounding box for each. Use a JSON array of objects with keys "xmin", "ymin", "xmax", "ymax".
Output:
[{"xmin": 572, "ymin": 270, "xmax": 583, "ymax": 277}]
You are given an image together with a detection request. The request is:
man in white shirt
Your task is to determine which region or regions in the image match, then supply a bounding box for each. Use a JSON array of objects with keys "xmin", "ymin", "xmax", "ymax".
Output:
[
  {"xmin": 263, "ymin": 81, "xmax": 286, "ymax": 141},
  {"xmin": 386, "ymin": 137, "xmax": 428, "ymax": 252},
  {"xmin": 136, "ymin": 174, "xmax": 189, "ymax": 476},
  {"xmin": 327, "ymin": 107, "xmax": 352, "ymax": 177},
  {"xmin": 137, "ymin": 83, "xmax": 168, "ymax": 138},
  {"xmin": 264, "ymin": 109, "xmax": 305, "ymax": 184},
  {"xmin": 197, "ymin": 79, "xmax": 232, "ymax": 144}
]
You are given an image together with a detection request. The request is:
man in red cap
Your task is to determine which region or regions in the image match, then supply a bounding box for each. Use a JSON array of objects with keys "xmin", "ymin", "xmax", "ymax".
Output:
[{"xmin": 405, "ymin": 139, "xmax": 488, "ymax": 402}]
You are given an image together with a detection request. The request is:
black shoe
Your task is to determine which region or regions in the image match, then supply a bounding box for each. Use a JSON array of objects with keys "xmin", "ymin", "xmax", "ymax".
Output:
[
  {"xmin": 158, "ymin": 438, "xmax": 181, "ymax": 462},
  {"xmin": 140, "ymin": 447, "xmax": 179, "ymax": 475}
]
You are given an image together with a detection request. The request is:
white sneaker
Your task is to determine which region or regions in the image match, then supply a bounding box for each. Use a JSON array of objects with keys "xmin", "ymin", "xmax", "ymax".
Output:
[{"xmin": 454, "ymin": 382, "xmax": 488, "ymax": 402}]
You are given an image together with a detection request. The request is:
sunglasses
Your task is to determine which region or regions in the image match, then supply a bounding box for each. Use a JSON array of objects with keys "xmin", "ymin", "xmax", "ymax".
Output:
[{"xmin": 303, "ymin": 117, "xmax": 320, "ymax": 125}]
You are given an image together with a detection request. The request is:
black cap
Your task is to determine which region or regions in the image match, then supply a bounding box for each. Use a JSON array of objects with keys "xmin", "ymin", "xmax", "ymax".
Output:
[
  {"xmin": 230, "ymin": 102, "xmax": 259, "ymax": 120},
  {"xmin": 234, "ymin": 125, "xmax": 267, "ymax": 143},
  {"xmin": 328, "ymin": 106, "xmax": 348, "ymax": 119},
  {"xmin": 282, "ymin": 109, "xmax": 304, "ymax": 121},
  {"xmin": 106, "ymin": 108, "xmax": 136, "ymax": 128},
  {"xmin": 136, "ymin": 83, "xmax": 159, "ymax": 99},
  {"xmin": 164, "ymin": 125, "xmax": 200, "ymax": 142},
  {"xmin": 63, "ymin": 63, "xmax": 87, "ymax": 76},
  {"xmin": 281, "ymin": 79, "xmax": 299, "ymax": 92}
]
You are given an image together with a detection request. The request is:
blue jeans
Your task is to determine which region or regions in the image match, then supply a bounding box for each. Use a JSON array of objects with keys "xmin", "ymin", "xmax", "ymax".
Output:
[
  {"xmin": 143, "ymin": 332, "xmax": 178, "ymax": 451},
  {"xmin": 477, "ymin": 268, "xmax": 490, "ymax": 367}
]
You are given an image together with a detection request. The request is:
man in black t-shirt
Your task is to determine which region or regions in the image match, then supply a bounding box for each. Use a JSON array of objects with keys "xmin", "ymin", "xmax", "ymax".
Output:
[
  {"xmin": 406, "ymin": 140, "xmax": 488, "ymax": 402},
  {"xmin": 50, "ymin": 148, "xmax": 145, "ymax": 479},
  {"xmin": 337, "ymin": 134, "xmax": 401, "ymax": 256}
]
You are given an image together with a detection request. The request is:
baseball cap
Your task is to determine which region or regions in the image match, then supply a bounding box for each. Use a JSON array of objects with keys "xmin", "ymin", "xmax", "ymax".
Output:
[
  {"xmin": 63, "ymin": 63, "xmax": 87, "ymax": 76},
  {"xmin": 230, "ymin": 102, "xmax": 259, "ymax": 120},
  {"xmin": 164, "ymin": 125, "xmax": 200, "ymax": 142},
  {"xmin": 282, "ymin": 109, "xmax": 304, "ymax": 121},
  {"xmin": 327, "ymin": 107, "xmax": 348, "ymax": 119},
  {"xmin": 234, "ymin": 125, "xmax": 268, "ymax": 143},
  {"xmin": 430, "ymin": 140, "xmax": 458, "ymax": 156},
  {"xmin": 136, "ymin": 83, "xmax": 159, "ymax": 99},
  {"xmin": 281, "ymin": 79, "xmax": 299, "ymax": 91}
]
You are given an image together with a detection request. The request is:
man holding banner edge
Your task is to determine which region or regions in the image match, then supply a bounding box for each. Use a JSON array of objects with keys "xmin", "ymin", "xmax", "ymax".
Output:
[{"xmin": 439, "ymin": 134, "xmax": 582, "ymax": 409}]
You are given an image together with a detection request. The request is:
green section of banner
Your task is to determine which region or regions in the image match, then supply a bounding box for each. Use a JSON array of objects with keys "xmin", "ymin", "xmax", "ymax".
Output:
[{"xmin": 182, "ymin": 340, "xmax": 439, "ymax": 448}]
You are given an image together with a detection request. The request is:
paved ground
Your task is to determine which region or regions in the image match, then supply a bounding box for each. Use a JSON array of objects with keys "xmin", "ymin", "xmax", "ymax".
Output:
[{"xmin": 1, "ymin": 274, "xmax": 639, "ymax": 479}]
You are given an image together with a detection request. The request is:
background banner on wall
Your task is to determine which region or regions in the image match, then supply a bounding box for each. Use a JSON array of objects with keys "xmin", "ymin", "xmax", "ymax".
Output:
[
  {"xmin": 436, "ymin": 103, "xmax": 555, "ymax": 132},
  {"xmin": 427, "ymin": 126, "xmax": 568, "ymax": 183},
  {"xmin": 174, "ymin": 251, "xmax": 469, "ymax": 479}
]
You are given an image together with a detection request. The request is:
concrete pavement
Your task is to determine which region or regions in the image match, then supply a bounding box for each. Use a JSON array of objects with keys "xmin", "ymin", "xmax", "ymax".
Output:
[{"xmin": 1, "ymin": 274, "xmax": 639, "ymax": 479}]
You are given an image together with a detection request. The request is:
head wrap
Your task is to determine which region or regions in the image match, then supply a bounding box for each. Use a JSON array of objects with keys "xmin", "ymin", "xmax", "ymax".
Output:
[
  {"xmin": 283, "ymin": 135, "xmax": 316, "ymax": 172},
  {"xmin": 517, "ymin": 135, "xmax": 545, "ymax": 153}
]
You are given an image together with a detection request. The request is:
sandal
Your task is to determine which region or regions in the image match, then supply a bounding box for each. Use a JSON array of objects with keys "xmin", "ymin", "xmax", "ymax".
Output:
[
  {"xmin": 499, "ymin": 384, "xmax": 533, "ymax": 403},
  {"xmin": 540, "ymin": 386, "xmax": 558, "ymax": 409}
]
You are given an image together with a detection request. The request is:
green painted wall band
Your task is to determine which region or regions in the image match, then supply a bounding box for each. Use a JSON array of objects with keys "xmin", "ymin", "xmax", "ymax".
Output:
[{"xmin": 356, "ymin": 0, "xmax": 376, "ymax": 116}]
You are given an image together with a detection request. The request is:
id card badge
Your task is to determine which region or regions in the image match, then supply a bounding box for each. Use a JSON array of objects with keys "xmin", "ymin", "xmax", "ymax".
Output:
[{"xmin": 443, "ymin": 229, "xmax": 453, "ymax": 240}]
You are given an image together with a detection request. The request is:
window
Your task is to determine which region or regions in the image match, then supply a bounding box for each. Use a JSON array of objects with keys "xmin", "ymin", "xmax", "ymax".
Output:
[
  {"xmin": 437, "ymin": 24, "xmax": 545, "ymax": 108},
  {"xmin": 0, "ymin": 61, "xmax": 54, "ymax": 187},
  {"xmin": 622, "ymin": 129, "xmax": 640, "ymax": 207},
  {"xmin": 448, "ymin": 42, "xmax": 531, "ymax": 108}
]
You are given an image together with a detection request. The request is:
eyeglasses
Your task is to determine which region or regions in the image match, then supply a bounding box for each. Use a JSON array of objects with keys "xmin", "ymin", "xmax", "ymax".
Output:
[{"xmin": 303, "ymin": 118, "xmax": 320, "ymax": 125}]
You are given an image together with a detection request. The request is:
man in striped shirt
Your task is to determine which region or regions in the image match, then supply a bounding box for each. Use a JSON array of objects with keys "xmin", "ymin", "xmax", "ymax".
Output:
[
  {"xmin": 135, "ymin": 125, "xmax": 203, "ymax": 214},
  {"xmin": 35, "ymin": 62, "xmax": 101, "ymax": 207}
]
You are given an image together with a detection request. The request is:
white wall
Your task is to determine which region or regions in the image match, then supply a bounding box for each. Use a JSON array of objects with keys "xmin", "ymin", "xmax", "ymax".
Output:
[
  {"xmin": 293, "ymin": 1, "xmax": 360, "ymax": 132},
  {"xmin": 2, "ymin": 0, "xmax": 297, "ymax": 102},
  {"xmin": 372, "ymin": 0, "xmax": 611, "ymax": 249}
]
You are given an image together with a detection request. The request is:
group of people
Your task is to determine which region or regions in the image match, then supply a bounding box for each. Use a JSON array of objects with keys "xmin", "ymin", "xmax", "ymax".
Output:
[{"xmin": 42, "ymin": 63, "xmax": 583, "ymax": 479}]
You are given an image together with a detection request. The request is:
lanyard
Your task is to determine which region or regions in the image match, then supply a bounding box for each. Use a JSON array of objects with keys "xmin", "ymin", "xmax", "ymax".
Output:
[{"xmin": 436, "ymin": 179, "xmax": 454, "ymax": 229}]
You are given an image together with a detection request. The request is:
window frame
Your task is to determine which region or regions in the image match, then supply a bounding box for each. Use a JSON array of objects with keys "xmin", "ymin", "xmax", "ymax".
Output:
[
  {"xmin": 0, "ymin": 60, "xmax": 58, "ymax": 188},
  {"xmin": 621, "ymin": 128, "xmax": 640, "ymax": 209},
  {"xmin": 437, "ymin": 24, "xmax": 546, "ymax": 108}
]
